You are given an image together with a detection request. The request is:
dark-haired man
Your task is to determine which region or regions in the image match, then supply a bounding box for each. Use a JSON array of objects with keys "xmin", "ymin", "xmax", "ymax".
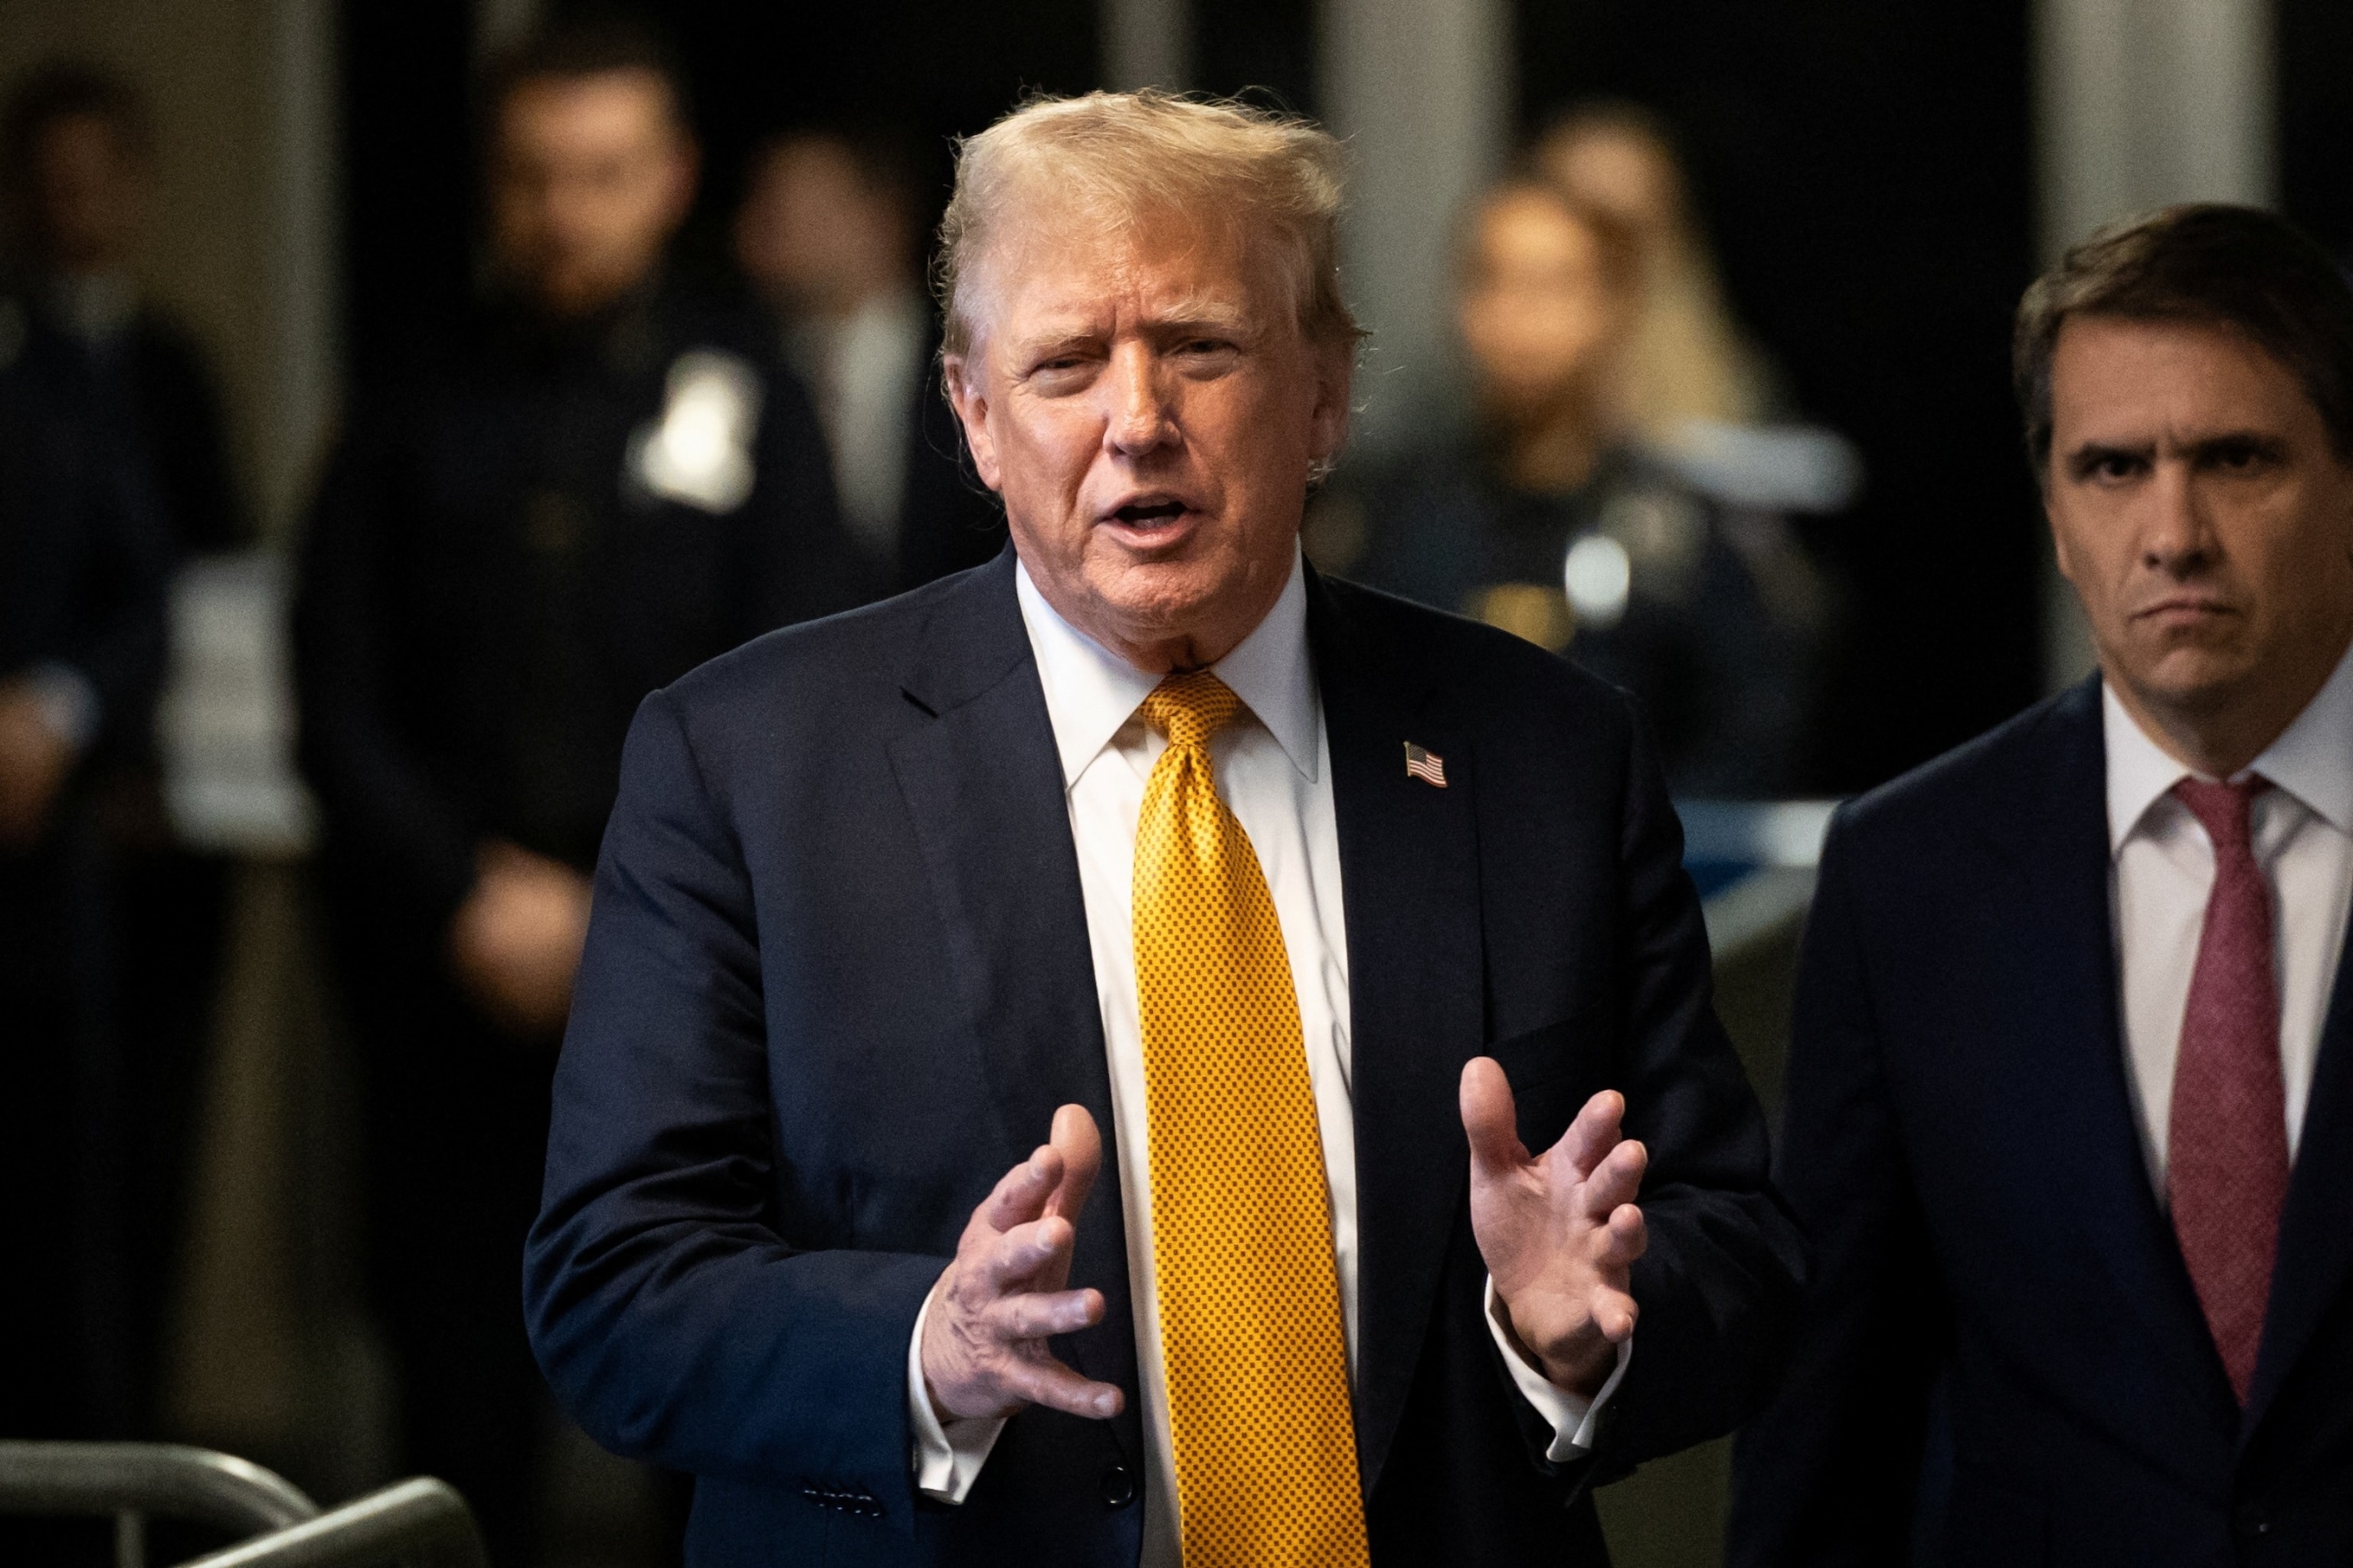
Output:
[
  {"xmin": 1730, "ymin": 204, "xmax": 2353, "ymax": 1563},
  {"xmin": 735, "ymin": 128, "xmax": 1006, "ymax": 596},
  {"xmin": 293, "ymin": 21, "xmax": 850, "ymax": 1560},
  {"xmin": 4, "ymin": 65, "xmax": 246, "ymax": 554}
]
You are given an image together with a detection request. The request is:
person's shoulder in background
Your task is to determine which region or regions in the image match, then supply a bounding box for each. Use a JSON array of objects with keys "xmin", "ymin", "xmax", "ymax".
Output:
[{"xmin": 1307, "ymin": 441, "xmax": 1500, "ymax": 611}]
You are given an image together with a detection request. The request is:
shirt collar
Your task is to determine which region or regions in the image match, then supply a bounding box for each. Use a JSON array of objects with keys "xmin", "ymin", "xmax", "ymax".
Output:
[
  {"xmin": 2251, "ymin": 633, "xmax": 2353, "ymax": 835},
  {"xmin": 1014, "ymin": 549, "xmax": 1320, "ymax": 789},
  {"xmin": 2103, "ymin": 632, "xmax": 2353, "ymax": 853}
]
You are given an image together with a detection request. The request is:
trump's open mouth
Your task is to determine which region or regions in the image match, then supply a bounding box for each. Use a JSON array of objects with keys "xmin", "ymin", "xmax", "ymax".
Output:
[{"xmin": 1101, "ymin": 496, "xmax": 1201, "ymax": 549}]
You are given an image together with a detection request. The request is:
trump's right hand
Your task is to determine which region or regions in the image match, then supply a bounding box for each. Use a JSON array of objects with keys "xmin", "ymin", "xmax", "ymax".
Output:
[{"xmin": 921, "ymin": 1103, "xmax": 1127, "ymax": 1422}]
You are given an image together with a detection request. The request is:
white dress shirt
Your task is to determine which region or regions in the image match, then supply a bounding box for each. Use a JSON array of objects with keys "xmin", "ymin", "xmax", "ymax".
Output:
[
  {"xmin": 905, "ymin": 552, "xmax": 1626, "ymax": 1562},
  {"xmin": 785, "ymin": 289, "xmax": 928, "ymax": 563},
  {"xmin": 2104, "ymin": 635, "xmax": 2353, "ymax": 1190}
]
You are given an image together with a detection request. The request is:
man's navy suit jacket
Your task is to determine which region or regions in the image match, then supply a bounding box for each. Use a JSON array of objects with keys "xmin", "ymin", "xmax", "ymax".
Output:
[
  {"xmin": 1729, "ymin": 679, "xmax": 2353, "ymax": 1565},
  {"xmin": 525, "ymin": 549, "xmax": 1804, "ymax": 1565}
]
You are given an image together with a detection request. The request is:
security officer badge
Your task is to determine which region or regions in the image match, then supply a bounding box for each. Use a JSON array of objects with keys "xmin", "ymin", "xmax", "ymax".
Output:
[{"xmin": 626, "ymin": 349, "xmax": 764, "ymax": 515}]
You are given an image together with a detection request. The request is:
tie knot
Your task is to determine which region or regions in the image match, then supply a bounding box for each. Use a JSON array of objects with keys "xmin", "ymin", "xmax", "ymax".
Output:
[
  {"xmin": 1141, "ymin": 670, "xmax": 1242, "ymax": 751},
  {"xmin": 2173, "ymin": 774, "xmax": 2271, "ymax": 853}
]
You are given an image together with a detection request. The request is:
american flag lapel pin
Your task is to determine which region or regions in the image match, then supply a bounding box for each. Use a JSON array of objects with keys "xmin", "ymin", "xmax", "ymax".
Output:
[{"xmin": 1404, "ymin": 741, "xmax": 1448, "ymax": 788}]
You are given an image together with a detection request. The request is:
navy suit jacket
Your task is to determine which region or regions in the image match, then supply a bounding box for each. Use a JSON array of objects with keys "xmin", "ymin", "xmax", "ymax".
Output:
[
  {"xmin": 1729, "ymin": 679, "xmax": 2353, "ymax": 1565},
  {"xmin": 525, "ymin": 549, "xmax": 1803, "ymax": 1565}
]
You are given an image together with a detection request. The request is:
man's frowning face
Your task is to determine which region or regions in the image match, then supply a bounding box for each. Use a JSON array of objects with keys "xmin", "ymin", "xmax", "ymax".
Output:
[
  {"xmin": 2047, "ymin": 314, "xmax": 2353, "ymax": 749},
  {"xmin": 943, "ymin": 200, "xmax": 1351, "ymax": 671}
]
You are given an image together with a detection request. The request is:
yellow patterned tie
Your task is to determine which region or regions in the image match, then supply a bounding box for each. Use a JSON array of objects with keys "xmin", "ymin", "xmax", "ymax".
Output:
[{"xmin": 1132, "ymin": 671, "xmax": 1370, "ymax": 1568}]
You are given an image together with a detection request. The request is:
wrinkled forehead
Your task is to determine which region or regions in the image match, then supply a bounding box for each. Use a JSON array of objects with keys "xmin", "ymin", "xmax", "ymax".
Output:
[
  {"xmin": 2052, "ymin": 314, "xmax": 2315, "ymax": 433},
  {"xmin": 958, "ymin": 175, "xmax": 1292, "ymax": 352}
]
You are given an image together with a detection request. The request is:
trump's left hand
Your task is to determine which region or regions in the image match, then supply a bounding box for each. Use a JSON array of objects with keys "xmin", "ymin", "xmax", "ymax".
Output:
[{"xmin": 1461, "ymin": 1059, "xmax": 1648, "ymax": 1398}]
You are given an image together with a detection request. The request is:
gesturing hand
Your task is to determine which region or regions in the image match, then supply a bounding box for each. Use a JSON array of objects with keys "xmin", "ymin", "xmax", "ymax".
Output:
[
  {"xmin": 448, "ymin": 841, "xmax": 593, "ymax": 1039},
  {"xmin": 1461, "ymin": 1059, "xmax": 1648, "ymax": 1398},
  {"xmin": 921, "ymin": 1104, "xmax": 1127, "ymax": 1423}
]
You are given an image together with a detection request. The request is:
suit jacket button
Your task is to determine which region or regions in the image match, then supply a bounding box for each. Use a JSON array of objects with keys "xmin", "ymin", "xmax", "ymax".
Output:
[{"xmin": 1101, "ymin": 1465, "xmax": 1136, "ymax": 1508}]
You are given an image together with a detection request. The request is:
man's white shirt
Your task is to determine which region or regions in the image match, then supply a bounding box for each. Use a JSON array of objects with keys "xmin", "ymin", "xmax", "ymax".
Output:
[
  {"xmin": 2103, "ymin": 634, "xmax": 2353, "ymax": 1190},
  {"xmin": 904, "ymin": 552, "xmax": 1628, "ymax": 1563}
]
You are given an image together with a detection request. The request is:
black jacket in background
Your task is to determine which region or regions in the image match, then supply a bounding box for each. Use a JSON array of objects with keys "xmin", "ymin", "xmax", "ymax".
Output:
[
  {"xmin": 16, "ymin": 295, "xmax": 248, "ymax": 555},
  {"xmin": 1345, "ymin": 445, "xmax": 1821, "ymax": 798},
  {"xmin": 293, "ymin": 286, "xmax": 856, "ymax": 934},
  {"xmin": 0, "ymin": 319, "xmax": 172, "ymax": 766},
  {"xmin": 1730, "ymin": 679, "xmax": 2353, "ymax": 1564}
]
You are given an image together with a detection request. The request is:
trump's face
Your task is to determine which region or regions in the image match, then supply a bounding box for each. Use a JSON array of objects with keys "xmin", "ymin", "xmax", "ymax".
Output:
[{"xmin": 944, "ymin": 201, "xmax": 1350, "ymax": 671}]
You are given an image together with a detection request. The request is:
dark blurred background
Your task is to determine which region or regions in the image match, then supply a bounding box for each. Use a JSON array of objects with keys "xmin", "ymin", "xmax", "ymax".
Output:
[{"xmin": 0, "ymin": 0, "xmax": 2338, "ymax": 1563}]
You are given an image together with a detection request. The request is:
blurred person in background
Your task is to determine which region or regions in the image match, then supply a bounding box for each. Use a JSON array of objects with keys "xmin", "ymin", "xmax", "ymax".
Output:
[
  {"xmin": 293, "ymin": 18, "xmax": 850, "ymax": 1563},
  {"xmin": 1536, "ymin": 104, "xmax": 1861, "ymax": 561},
  {"xmin": 3, "ymin": 64, "xmax": 247, "ymax": 555},
  {"xmin": 1530, "ymin": 103, "xmax": 1778, "ymax": 444},
  {"xmin": 1343, "ymin": 177, "xmax": 1823, "ymax": 797},
  {"xmin": 3, "ymin": 63, "xmax": 252, "ymax": 1439},
  {"xmin": 735, "ymin": 127, "xmax": 1004, "ymax": 596},
  {"xmin": 0, "ymin": 283, "xmax": 171, "ymax": 1484}
]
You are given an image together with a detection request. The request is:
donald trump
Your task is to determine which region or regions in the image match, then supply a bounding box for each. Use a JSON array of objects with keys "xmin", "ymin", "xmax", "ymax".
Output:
[{"xmin": 527, "ymin": 90, "xmax": 1801, "ymax": 1566}]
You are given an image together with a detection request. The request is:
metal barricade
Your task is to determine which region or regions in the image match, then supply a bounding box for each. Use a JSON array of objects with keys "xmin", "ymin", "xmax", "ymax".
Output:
[{"xmin": 0, "ymin": 1442, "xmax": 484, "ymax": 1568}]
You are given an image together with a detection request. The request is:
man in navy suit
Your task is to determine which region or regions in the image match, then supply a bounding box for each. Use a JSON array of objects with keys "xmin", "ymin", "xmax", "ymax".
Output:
[
  {"xmin": 734, "ymin": 126, "xmax": 1010, "ymax": 597},
  {"xmin": 296, "ymin": 21, "xmax": 847, "ymax": 1563},
  {"xmin": 1730, "ymin": 205, "xmax": 2353, "ymax": 1563},
  {"xmin": 528, "ymin": 91, "xmax": 1801, "ymax": 1566}
]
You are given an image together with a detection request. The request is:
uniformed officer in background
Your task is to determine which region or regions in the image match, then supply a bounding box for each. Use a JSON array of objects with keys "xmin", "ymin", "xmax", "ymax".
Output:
[
  {"xmin": 291, "ymin": 18, "xmax": 852, "ymax": 1563},
  {"xmin": 1334, "ymin": 176, "xmax": 1828, "ymax": 797}
]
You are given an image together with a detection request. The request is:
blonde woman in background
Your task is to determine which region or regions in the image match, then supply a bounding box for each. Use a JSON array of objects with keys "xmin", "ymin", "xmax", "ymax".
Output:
[
  {"xmin": 1534, "ymin": 104, "xmax": 1859, "ymax": 519},
  {"xmin": 1533, "ymin": 103, "xmax": 1775, "ymax": 440},
  {"xmin": 1347, "ymin": 176, "xmax": 1819, "ymax": 796}
]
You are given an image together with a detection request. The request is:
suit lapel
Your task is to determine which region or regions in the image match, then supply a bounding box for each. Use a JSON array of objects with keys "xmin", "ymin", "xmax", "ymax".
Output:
[
  {"xmin": 1310, "ymin": 575, "xmax": 1487, "ymax": 1494},
  {"xmin": 2245, "ymin": 920, "xmax": 2353, "ymax": 1434},
  {"xmin": 1995, "ymin": 681, "xmax": 2239, "ymax": 1425},
  {"xmin": 885, "ymin": 550, "xmax": 1142, "ymax": 1466}
]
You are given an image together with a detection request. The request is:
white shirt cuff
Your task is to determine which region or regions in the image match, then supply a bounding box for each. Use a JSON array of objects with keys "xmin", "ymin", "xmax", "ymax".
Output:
[
  {"xmin": 907, "ymin": 1276, "xmax": 1008, "ymax": 1503},
  {"xmin": 1483, "ymin": 1275, "xmax": 1631, "ymax": 1460}
]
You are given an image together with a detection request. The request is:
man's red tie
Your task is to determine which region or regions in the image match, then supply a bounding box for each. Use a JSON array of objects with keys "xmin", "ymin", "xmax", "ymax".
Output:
[{"xmin": 2167, "ymin": 776, "xmax": 2291, "ymax": 1403}]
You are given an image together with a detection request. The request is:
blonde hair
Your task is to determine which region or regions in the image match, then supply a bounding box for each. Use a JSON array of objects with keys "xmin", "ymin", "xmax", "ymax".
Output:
[
  {"xmin": 1531, "ymin": 107, "xmax": 1775, "ymax": 436},
  {"xmin": 935, "ymin": 90, "xmax": 1361, "ymax": 360}
]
